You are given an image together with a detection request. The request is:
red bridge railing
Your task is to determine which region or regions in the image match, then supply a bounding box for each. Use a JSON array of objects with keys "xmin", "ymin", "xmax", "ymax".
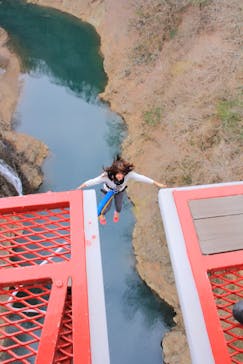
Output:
[
  {"xmin": 0, "ymin": 191, "xmax": 90, "ymax": 363},
  {"xmin": 174, "ymin": 184, "xmax": 243, "ymax": 364}
]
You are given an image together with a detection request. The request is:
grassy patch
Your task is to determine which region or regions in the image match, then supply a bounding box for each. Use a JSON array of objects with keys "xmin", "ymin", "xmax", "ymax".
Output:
[
  {"xmin": 217, "ymin": 99, "xmax": 241, "ymax": 127},
  {"xmin": 130, "ymin": 1, "xmax": 181, "ymax": 66},
  {"xmin": 169, "ymin": 28, "xmax": 177, "ymax": 39},
  {"xmin": 164, "ymin": 156, "xmax": 202, "ymax": 186},
  {"xmin": 130, "ymin": 0, "xmax": 212, "ymax": 66},
  {"xmin": 216, "ymin": 96, "xmax": 243, "ymax": 141},
  {"xmin": 190, "ymin": 0, "xmax": 211, "ymax": 6},
  {"xmin": 143, "ymin": 107, "xmax": 162, "ymax": 126}
]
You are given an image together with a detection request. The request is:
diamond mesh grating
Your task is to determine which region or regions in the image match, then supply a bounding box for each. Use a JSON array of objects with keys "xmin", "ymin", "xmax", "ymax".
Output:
[
  {"xmin": 54, "ymin": 290, "xmax": 73, "ymax": 363},
  {"xmin": 0, "ymin": 207, "xmax": 71, "ymax": 268},
  {"xmin": 0, "ymin": 205, "xmax": 75, "ymax": 363},
  {"xmin": 209, "ymin": 267, "xmax": 243, "ymax": 363},
  {"xmin": 0, "ymin": 192, "xmax": 91, "ymax": 363},
  {"xmin": 0, "ymin": 281, "xmax": 51, "ymax": 363}
]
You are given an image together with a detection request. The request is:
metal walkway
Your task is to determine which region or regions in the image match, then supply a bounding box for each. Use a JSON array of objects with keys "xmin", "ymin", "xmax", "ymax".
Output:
[
  {"xmin": 159, "ymin": 182, "xmax": 243, "ymax": 364},
  {"xmin": 0, "ymin": 190, "xmax": 110, "ymax": 363}
]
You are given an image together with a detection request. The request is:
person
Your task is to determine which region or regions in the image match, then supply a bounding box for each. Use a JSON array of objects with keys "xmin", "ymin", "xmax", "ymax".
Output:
[{"xmin": 77, "ymin": 155, "xmax": 167, "ymax": 225}]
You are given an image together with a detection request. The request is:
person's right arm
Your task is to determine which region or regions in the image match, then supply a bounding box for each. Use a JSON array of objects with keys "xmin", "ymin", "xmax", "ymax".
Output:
[{"xmin": 76, "ymin": 173, "xmax": 107, "ymax": 189}]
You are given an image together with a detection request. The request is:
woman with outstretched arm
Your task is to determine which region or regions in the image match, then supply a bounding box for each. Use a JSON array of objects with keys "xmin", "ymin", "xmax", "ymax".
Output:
[{"xmin": 77, "ymin": 155, "xmax": 167, "ymax": 225}]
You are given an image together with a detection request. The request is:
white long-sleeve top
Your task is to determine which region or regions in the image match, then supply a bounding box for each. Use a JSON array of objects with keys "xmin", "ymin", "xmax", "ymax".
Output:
[{"xmin": 83, "ymin": 171, "xmax": 154, "ymax": 192}]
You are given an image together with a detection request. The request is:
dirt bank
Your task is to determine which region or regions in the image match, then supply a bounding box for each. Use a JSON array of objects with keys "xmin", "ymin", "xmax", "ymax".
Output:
[{"xmin": 6, "ymin": 0, "xmax": 243, "ymax": 362}]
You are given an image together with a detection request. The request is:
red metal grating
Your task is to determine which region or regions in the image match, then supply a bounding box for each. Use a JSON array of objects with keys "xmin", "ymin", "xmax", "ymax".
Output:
[
  {"xmin": 0, "ymin": 207, "xmax": 71, "ymax": 268},
  {"xmin": 54, "ymin": 290, "xmax": 73, "ymax": 363},
  {"xmin": 0, "ymin": 281, "xmax": 51, "ymax": 363},
  {"xmin": 0, "ymin": 191, "xmax": 91, "ymax": 363},
  {"xmin": 209, "ymin": 267, "xmax": 243, "ymax": 364}
]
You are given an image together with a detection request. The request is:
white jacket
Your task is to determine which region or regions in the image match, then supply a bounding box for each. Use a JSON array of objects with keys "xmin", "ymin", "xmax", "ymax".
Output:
[{"xmin": 84, "ymin": 171, "xmax": 154, "ymax": 192}]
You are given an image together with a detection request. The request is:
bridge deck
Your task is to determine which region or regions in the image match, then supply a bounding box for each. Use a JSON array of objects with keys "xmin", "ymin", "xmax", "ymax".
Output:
[
  {"xmin": 189, "ymin": 195, "xmax": 243, "ymax": 254},
  {"xmin": 158, "ymin": 182, "xmax": 243, "ymax": 364}
]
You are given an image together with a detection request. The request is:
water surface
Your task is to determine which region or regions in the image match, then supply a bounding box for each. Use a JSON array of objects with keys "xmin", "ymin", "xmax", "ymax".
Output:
[{"xmin": 0, "ymin": 1, "xmax": 174, "ymax": 363}]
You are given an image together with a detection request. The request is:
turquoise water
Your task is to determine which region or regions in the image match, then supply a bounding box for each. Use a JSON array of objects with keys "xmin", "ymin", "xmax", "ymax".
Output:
[{"xmin": 0, "ymin": 1, "xmax": 174, "ymax": 363}]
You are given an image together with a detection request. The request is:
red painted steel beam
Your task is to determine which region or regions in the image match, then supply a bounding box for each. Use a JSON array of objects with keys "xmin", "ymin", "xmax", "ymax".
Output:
[
  {"xmin": 0, "ymin": 190, "xmax": 74, "ymax": 213},
  {"xmin": 173, "ymin": 184, "xmax": 243, "ymax": 364},
  {"xmin": 36, "ymin": 276, "xmax": 69, "ymax": 364}
]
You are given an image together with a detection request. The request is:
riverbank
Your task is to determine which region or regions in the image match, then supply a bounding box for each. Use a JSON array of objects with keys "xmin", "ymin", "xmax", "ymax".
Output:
[
  {"xmin": 0, "ymin": 28, "xmax": 48, "ymax": 195},
  {"xmin": 2, "ymin": 0, "xmax": 243, "ymax": 362}
]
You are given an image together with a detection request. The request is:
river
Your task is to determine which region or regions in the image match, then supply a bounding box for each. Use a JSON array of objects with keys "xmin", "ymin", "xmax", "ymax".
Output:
[{"xmin": 0, "ymin": 1, "xmax": 174, "ymax": 363}]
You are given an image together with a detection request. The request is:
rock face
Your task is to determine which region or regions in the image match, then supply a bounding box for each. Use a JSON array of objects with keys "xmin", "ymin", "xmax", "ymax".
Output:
[
  {"xmin": 0, "ymin": 28, "xmax": 48, "ymax": 196},
  {"xmin": 5, "ymin": 1, "xmax": 243, "ymax": 363}
]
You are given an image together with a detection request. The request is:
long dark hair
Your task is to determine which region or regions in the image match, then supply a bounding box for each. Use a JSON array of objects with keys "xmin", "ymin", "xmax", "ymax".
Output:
[{"xmin": 104, "ymin": 155, "xmax": 134, "ymax": 178}]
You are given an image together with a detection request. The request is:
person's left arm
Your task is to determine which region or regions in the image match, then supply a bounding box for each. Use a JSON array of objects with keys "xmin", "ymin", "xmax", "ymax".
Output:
[
  {"xmin": 152, "ymin": 180, "xmax": 167, "ymax": 188},
  {"xmin": 128, "ymin": 171, "xmax": 167, "ymax": 188}
]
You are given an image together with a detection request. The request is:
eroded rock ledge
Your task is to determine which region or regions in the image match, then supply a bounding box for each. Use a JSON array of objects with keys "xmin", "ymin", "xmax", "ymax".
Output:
[{"xmin": 0, "ymin": 28, "xmax": 48, "ymax": 195}]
